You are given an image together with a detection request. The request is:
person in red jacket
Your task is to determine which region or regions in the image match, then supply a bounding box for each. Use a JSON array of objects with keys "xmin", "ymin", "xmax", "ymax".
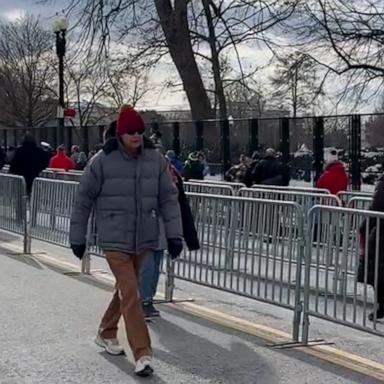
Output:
[
  {"xmin": 49, "ymin": 145, "xmax": 75, "ymax": 171},
  {"xmin": 316, "ymin": 148, "xmax": 348, "ymax": 195}
]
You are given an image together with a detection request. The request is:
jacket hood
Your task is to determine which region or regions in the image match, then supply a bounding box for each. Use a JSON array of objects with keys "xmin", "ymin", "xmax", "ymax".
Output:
[{"xmin": 102, "ymin": 136, "xmax": 155, "ymax": 155}]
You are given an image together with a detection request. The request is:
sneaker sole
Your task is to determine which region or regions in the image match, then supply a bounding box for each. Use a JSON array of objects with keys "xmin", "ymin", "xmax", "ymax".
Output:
[
  {"xmin": 135, "ymin": 365, "xmax": 154, "ymax": 377},
  {"xmin": 94, "ymin": 338, "xmax": 125, "ymax": 356}
]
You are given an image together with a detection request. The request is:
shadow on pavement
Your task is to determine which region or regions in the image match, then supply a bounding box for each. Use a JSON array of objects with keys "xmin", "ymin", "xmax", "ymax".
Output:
[
  {"xmin": 153, "ymin": 316, "xmax": 278, "ymax": 384},
  {"xmin": 42, "ymin": 261, "xmax": 114, "ymax": 292},
  {"xmin": 0, "ymin": 251, "xmax": 44, "ymax": 270},
  {"xmin": 0, "ymin": 231, "xmax": 21, "ymax": 243},
  {"xmin": 158, "ymin": 306, "xmax": 383, "ymax": 384}
]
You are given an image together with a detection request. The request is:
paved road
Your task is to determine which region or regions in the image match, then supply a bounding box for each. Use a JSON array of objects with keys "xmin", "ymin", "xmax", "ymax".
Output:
[{"xmin": 0, "ymin": 248, "xmax": 381, "ymax": 384}]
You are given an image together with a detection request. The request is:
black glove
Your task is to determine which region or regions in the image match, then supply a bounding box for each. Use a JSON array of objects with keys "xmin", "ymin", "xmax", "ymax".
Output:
[
  {"xmin": 167, "ymin": 238, "xmax": 183, "ymax": 259},
  {"xmin": 71, "ymin": 244, "xmax": 86, "ymax": 260}
]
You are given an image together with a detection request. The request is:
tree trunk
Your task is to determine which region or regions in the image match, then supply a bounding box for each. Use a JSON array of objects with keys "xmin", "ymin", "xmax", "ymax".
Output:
[
  {"xmin": 154, "ymin": 0, "xmax": 214, "ymax": 121},
  {"xmin": 202, "ymin": 0, "xmax": 227, "ymax": 121}
]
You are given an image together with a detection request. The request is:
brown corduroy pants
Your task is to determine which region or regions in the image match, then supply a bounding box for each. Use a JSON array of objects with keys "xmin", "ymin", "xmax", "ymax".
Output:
[{"xmin": 98, "ymin": 251, "xmax": 152, "ymax": 361}]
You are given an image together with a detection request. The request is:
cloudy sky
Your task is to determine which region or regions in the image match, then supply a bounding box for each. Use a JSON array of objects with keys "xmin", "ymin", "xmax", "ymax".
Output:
[
  {"xmin": 0, "ymin": 0, "xmax": 57, "ymax": 22},
  {"xmin": 0, "ymin": 1, "xmax": 376, "ymax": 114},
  {"xmin": 0, "ymin": 0, "xmax": 193, "ymax": 111}
]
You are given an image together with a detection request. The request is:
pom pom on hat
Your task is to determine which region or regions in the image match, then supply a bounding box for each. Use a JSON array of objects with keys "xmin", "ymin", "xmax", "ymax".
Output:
[{"xmin": 116, "ymin": 104, "xmax": 146, "ymax": 136}]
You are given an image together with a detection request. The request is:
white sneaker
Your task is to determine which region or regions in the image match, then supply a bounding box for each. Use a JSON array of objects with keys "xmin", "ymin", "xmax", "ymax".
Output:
[
  {"xmin": 134, "ymin": 355, "xmax": 154, "ymax": 377},
  {"xmin": 95, "ymin": 334, "xmax": 125, "ymax": 355}
]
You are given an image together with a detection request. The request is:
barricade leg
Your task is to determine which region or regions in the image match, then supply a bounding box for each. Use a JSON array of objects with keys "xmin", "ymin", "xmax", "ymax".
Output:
[
  {"xmin": 225, "ymin": 200, "xmax": 237, "ymax": 270},
  {"xmin": 23, "ymin": 196, "xmax": 31, "ymax": 254},
  {"xmin": 292, "ymin": 238, "xmax": 305, "ymax": 342},
  {"xmin": 165, "ymin": 253, "xmax": 175, "ymax": 302},
  {"xmin": 81, "ymin": 251, "xmax": 91, "ymax": 274},
  {"xmin": 301, "ymin": 225, "xmax": 312, "ymax": 345}
]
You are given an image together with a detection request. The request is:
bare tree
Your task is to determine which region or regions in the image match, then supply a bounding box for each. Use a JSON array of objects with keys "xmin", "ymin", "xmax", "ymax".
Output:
[
  {"xmin": 102, "ymin": 56, "xmax": 150, "ymax": 109},
  {"xmin": 270, "ymin": 52, "xmax": 324, "ymax": 117},
  {"xmin": 63, "ymin": 49, "xmax": 111, "ymax": 151},
  {"xmin": 225, "ymin": 80, "xmax": 265, "ymax": 118},
  {"xmin": 282, "ymin": 0, "xmax": 384, "ymax": 106},
  {"xmin": 0, "ymin": 15, "xmax": 56, "ymax": 127},
  {"xmin": 42, "ymin": 0, "xmax": 298, "ymax": 121},
  {"xmin": 365, "ymin": 95, "xmax": 384, "ymax": 147}
]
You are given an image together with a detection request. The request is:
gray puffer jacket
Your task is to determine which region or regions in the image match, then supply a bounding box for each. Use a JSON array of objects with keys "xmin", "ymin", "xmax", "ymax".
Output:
[{"xmin": 69, "ymin": 137, "xmax": 182, "ymax": 253}]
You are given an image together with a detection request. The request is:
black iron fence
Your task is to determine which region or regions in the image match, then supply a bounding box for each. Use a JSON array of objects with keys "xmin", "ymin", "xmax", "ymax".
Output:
[{"xmin": 1, "ymin": 113, "xmax": 384, "ymax": 190}]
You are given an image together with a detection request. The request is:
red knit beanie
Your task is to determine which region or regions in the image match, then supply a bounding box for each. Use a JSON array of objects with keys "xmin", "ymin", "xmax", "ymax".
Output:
[{"xmin": 116, "ymin": 105, "xmax": 146, "ymax": 136}]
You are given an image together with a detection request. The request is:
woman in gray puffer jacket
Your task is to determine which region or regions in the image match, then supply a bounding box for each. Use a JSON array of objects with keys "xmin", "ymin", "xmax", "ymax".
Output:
[{"xmin": 69, "ymin": 105, "xmax": 183, "ymax": 377}]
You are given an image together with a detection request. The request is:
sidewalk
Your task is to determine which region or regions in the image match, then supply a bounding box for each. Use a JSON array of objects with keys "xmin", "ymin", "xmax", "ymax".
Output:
[{"xmin": 0, "ymin": 234, "xmax": 383, "ymax": 383}]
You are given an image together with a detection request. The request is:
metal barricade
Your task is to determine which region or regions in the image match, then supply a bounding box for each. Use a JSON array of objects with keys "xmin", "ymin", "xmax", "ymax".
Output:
[
  {"xmin": 337, "ymin": 191, "xmax": 373, "ymax": 206},
  {"xmin": 40, "ymin": 169, "xmax": 65, "ymax": 179},
  {"xmin": 0, "ymin": 174, "xmax": 27, "ymax": 236},
  {"xmin": 88, "ymin": 210, "xmax": 104, "ymax": 259},
  {"xmin": 6, "ymin": 175, "xmax": 384, "ymax": 342},
  {"xmin": 40, "ymin": 169, "xmax": 83, "ymax": 182},
  {"xmin": 251, "ymin": 184, "xmax": 330, "ymax": 195},
  {"xmin": 346, "ymin": 196, "xmax": 372, "ymax": 210},
  {"xmin": 171, "ymin": 193, "xmax": 305, "ymax": 341},
  {"xmin": 239, "ymin": 188, "xmax": 341, "ymax": 211},
  {"xmin": 184, "ymin": 182, "xmax": 235, "ymax": 196},
  {"xmin": 302, "ymin": 205, "xmax": 384, "ymax": 342},
  {"xmin": 60, "ymin": 172, "xmax": 83, "ymax": 182},
  {"xmin": 189, "ymin": 179, "xmax": 245, "ymax": 194},
  {"xmin": 30, "ymin": 178, "xmax": 78, "ymax": 247}
]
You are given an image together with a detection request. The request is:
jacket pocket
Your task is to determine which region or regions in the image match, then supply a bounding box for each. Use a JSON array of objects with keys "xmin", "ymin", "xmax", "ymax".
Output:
[
  {"xmin": 141, "ymin": 209, "xmax": 159, "ymax": 245},
  {"xmin": 97, "ymin": 210, "xmax": 131, "ymax": 245}
]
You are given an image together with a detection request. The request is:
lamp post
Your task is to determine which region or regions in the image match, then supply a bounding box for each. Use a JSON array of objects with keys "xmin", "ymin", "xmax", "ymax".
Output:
[{"xmin": 52, "ymin": 14, "xmax": 68, "ymax": 148}]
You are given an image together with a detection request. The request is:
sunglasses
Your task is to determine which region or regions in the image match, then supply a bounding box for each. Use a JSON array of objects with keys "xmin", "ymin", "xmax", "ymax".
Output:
[{"xmin": 126, "ymin": 129, "xmax": 145, "ymax": 136}]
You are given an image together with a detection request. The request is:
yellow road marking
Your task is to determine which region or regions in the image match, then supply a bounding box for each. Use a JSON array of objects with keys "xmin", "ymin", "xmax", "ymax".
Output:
[{"xmin": 2, "ymin": 242, "xmax": 384, "ymax": 380}]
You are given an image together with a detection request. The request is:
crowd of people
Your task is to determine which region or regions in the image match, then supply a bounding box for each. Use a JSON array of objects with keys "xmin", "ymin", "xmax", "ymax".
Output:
[{"xmin": 224, "ymin": 148, "xmax": 291, "ymax": 187}]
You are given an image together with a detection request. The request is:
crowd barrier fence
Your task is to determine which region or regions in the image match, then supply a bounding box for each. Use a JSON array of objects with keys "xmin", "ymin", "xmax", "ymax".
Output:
[
  {"xmin": 346, "ymin": 196, "xmax": 372, "ymax": 210},
  {"xmin": 30, "ymin": 178, "xmax": 78, "ymax": 247},
  {"xmin": 337, "ymin": 191, "xmax": 373, "ymax": 206},
  {"xmin": 184, "ymin": 182, "xmax": 235, "ymax": 196},
  {"xmin": 0, "ymin": 174, "xmax": 29, "ymax": 252},
  {"xmin": 302, "ymin": 205, "xmax": 384, "ymax": 342},
  {"xmin": 251, "ymin": 184, "xmax": 330, "ymax": 195},
  {"xmin": 189, "ymin": 179, "xmax": 245, "ymax": 194},
  {"xmin": 2, "ymin": 174, "xmax": 384, "ymax": 344}
]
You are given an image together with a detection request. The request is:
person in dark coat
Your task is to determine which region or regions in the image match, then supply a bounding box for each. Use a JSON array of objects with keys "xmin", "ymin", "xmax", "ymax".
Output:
[
  {"xmin": 358, "ymin": 175, "xmax": 384, "ymax": 321},
  {"xmin": 251, "ymin": 148, "xmax": 290, "ymax": 186},
  {"xmin": 244, "ymin": 151, "xmax": 260, "ymax": 187},
  {"xmin": 6, "ymin": 145, "xmax": 16, "ymax": 164},
  {"xmin": 140, "ymin": 143, "xmax": 200, "ymax": 319},
  {"xmin": 0, "ymin": 146, "xmax": 5, "ymax": 170},
  {"xmin": 103, "ymin": 120, "xmax": 117, "ymax": 142},
  {"xmin": 9, "ymin": 133, "xmax": 49, "ymax": 195},
  {"xmin": 182, "ymin": 151, "xmax": 204, "ymax": 180}
]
